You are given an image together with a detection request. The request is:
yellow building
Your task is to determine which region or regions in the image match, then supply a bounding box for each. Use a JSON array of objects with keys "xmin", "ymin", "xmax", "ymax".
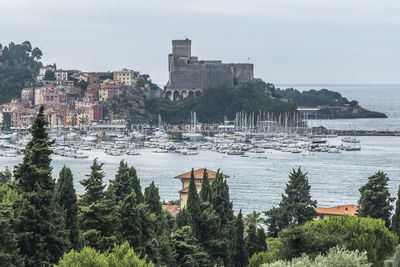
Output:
[
  {"xmin": 113, "ymin": 69, "xmax": 139, "ymax": 86},
  {"xmin": 175, "ymin": 168, "xmax": 229, "ymax": 209},
  {"xmin": 99, "ymin": 88, "xmax": 108, "ymax": 102}
]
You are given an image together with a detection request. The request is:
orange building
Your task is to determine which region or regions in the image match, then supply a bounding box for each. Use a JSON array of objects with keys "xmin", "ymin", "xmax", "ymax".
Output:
[
  {"xmin": 175, "ymin": 168, "xmax": 229, "ymax": 209},
  {"xmin": 314, "ymin": 204, "xmax": 358, "ymax": 220}
]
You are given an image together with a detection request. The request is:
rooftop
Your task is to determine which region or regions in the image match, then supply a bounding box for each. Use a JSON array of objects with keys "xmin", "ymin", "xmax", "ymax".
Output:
[
  {"xmin": 162, "ymin": 204, "xmax": 180, "ymax": 215},
  {"xmin": 175, "ymin": 168, "xmax": 229, "ymax": 179},
  {"xmin": 315, "ymin": 204, "xmax": 358, "ymax": 216}
]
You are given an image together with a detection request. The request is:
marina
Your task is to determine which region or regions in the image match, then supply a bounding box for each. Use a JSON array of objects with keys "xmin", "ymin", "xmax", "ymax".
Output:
[{"xmin": 0, "ymin": 130, "xmax": 399, "ymax": 215}]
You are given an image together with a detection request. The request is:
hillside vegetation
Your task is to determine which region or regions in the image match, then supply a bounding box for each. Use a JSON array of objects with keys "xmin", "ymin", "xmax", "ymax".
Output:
[
  {"xmin": 145, "ymin": 81, "xmax": 297, "ymax": 123},
  {"xmin": 0, "ymin": 41, "xmax": 42, "ymax": 103}
]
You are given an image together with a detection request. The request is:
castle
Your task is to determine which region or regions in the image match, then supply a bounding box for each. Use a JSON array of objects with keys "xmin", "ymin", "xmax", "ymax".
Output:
[{"xmin": 165, "ymin": 39, "xmax": 254, "ymax": 101}]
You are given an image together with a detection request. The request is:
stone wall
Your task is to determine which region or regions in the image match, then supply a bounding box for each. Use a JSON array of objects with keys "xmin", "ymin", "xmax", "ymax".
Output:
[{"xmin": 166, "ymin": 39, "xmax": 255, "ymax": 100}]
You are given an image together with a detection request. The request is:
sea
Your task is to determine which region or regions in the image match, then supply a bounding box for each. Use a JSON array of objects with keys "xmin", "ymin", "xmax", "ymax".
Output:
[{"xmin": 1, "ymin": 84, "xmax": 399, "ymax": 215}]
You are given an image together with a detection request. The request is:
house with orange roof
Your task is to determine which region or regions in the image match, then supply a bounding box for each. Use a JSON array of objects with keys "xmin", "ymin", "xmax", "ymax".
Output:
[
  {"xmin": 314, "ymin": 204, "xmax": 358, "ymax": 220},
  {"xmin": 175, "ymin": 168, "xmax": 229, "ymax": 209}
]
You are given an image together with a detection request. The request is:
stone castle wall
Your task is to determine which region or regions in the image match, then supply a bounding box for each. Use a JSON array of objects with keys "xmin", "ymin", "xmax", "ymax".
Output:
[{"xmin": 166, "ymin": 40, "xmax": 254, "ymax": 100}]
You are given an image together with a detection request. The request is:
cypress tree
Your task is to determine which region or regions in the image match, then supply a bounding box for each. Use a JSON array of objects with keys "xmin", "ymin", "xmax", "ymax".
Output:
[
  {"xmin": 392, "ymin": 184, "xmax": 400, "ymax": 242},
  {"xmin": 13, "ymin": 106, "xmax": 67, "ymax": 266},
  {"xmin": 144, "ymin": 181, "xmax": 162, "ymax": 216},
  {"xmin": 56, "ymin": 166, "xmax": 79, "ymax": 250},
  {"xmin": 79, "ymin": 158, "xmax": 116, "ymax": 251},
  {"xmin": 187, "ymin": 169, "xmax": 201, "ymax": 219},
  {"xmin": 358, "ymin": 171, "xmax": 394, "ymax": 227},
  {"xmin": 210, "ymin": 172, "xmax": 233, "ymax": 225},
  {"xmin": 245, "ymin": 224, "xmax": 258, "ymax": 258},
  {"xmin": 232, "ymin": 210, "xmax": 247, "ymax": 267},
  {"xmin": 264, "ymin": 167, "xmax": 317, "ymax": 237},
  {"xmin": 200, "ymin": 168, "xmax": 211, "ymax": 202},
  {"xmin": 256, "ymin": 227, "xmax": 267, "ymax": 253},
  {"xmin": 176, "ymin": 207, "xmax": 189, "ymax": 229},
  {"xmin": 117, "ymin": 191, "xmax": 143, "ymax": 250},
  {"xmin": 109, "ymin": 161, "xmax": 143, "ymax": 204},
  {"xmin": 171, "ymin": 225, "xmax": 211, "ymax": 267},
  {"xmin": 0, "ymin": 203, "xmax": 24, "ymax": 266}
]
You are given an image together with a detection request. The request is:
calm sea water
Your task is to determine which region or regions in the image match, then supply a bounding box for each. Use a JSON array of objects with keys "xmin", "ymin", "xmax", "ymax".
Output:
[
  {"xmin": 1, "ymin": 84, "xmax": 399, "ymax": 215},
  {"xmin": 277, "ymin": 84, "xmax": 400, "ymax": 131}
]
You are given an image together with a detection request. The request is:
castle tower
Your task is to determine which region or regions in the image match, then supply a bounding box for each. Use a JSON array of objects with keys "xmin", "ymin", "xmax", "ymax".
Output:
[{"xmin": 172, "ymin": 39, "xmax": 191, "ymax": 58}]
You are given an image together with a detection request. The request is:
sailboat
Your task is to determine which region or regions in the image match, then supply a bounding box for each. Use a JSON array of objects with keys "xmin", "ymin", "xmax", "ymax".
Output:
[{"xmin": 182, "ymin": 111, "xmax": 203, "ymax": 141}]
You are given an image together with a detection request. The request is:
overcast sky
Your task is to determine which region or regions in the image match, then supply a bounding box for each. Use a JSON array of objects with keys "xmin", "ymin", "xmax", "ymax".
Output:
[{"xmin": 1, "ymin": 0, "xmax": 399, "ymax": 85}]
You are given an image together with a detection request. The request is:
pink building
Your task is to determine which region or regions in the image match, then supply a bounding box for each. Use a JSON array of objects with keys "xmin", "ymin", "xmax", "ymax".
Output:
[{"xmin": 87, "ymin": 104, "xmax": 103, "ymax": 121}]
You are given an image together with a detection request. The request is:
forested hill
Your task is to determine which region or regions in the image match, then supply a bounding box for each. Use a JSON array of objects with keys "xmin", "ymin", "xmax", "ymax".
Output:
[
  {"xmin": 272, "ymin": 87, "xmax": 355, "ymax": 107},
  {"xmin": 0, "ymin": 41, "xmax": 43, "ymax": 103},
  {"xmin": 145, "ymin": 81, "xmax": 297, "ymax": 124}
]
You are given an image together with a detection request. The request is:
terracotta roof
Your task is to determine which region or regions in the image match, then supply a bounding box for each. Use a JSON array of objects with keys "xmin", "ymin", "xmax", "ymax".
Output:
[
  {"xmin": 179, "ymin": 187, "xmax": 189, "ymax": 193},
  {"xmin": 315, "ymin": 204, "xmax": 358, "ymax": 216},
  {"xmin": 175, "ymin": 168, "xmax": 229, "ymax": 179},
  {"xmin": 162, "ymin": 204, "xmax": 180, "ymax": 215},
  {"xmin": 76, "ymin": 194, "xmax": 83, "ymax": 200}
]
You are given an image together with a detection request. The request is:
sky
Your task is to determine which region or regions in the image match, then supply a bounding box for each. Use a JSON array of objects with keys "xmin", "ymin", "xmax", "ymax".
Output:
[{"xmin": 1, "ymin": 0, "xmax": 399, "ymax": 85}]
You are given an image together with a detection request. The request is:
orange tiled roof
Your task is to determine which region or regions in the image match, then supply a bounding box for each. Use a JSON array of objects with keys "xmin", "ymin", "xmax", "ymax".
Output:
[
  {"xmin": 175, "ymin": 168, "xmax": 229, "ymax": 179},
  {"xmin": 162, "ymin": 204, "xmax": 180, "ymax": 215},
  {"xmin": 315, "ymin": 204, "xmax": 358, "ymax": 216},
  {"xmin": 179, "ymin": 187, "xmax": 189, "ymax": 193}
]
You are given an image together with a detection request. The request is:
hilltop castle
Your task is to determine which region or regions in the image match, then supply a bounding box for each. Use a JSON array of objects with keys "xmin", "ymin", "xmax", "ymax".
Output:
[{"xmin": 165, "ymin": 39, "xmax": 254, "ymax": 100}]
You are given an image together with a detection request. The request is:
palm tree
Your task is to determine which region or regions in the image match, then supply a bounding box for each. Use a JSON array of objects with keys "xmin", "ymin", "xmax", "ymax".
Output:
[{"xmin": 243, "ymin": 211, "xmax": 264, "ymax": 230}]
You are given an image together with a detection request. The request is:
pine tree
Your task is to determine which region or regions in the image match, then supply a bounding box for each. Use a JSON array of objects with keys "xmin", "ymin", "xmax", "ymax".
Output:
[
  {"xmin": 0, "ymin": 203, "xmax": 24, "ymax": 266},
  {"xmin": 392, "ymin": 184, "xmax": 400, "ymax": 242},
  {"xmin": 56, "ymin": 166, "xmax": 79, "ymax": 250},
  {"xmin": 264, "ymin": 167, "xmax": 317, "ymax": 237},
  {"xmin": 200, "ymin": 168, "xmax": 211, "ymax": 202},
  {"xmin": 13, "ymin": 106, "xmax": 67, "ymax": 266},
  {"xmin": 359, "ymin": 171, "xmax": 394, "ymax": 227},
  {"xmin": 79, "ymin": 158, "xmax": 116, "ymax": 251},
  {"xmin": 232, "ymin": 210, "xmax": 247, "ymax": 267}
]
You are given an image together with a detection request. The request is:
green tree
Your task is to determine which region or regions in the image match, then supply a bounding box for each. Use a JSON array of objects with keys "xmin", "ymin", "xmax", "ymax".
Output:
[
  {"xmin": 79, "ymin": 159, "xmax": 116, "ymax": 251},
  {"xmin": 0, "ymin": 203, "xmax": 24, "ymax": 266},
  {"xmin": 244, "ymin": 211, "xmax": 264, "ymax": 230},
  {"xmin": 200, "ymin": 168, "xmax": 211, "ymax": 202},
  {"xmin": 187, "ymin": 168, "xmax": 201, "ymax": 235},
  {"xmin": 263, "ymin": 246, "xmax": 371, "ymax": 267},
  {"xmin": 246, "ymin": 224, "xmax": 259, "ymax": 258},
  {"xmin": 279, "ymin": 216, "xmax": 397, "ymax": 266},
  {"xmin": 144, "ymin": 181, "xmax": 162, "ymax": 216},
  {"xmin": 108, "ymin": 161, "xmax": 143, "ymax": 204},
  {"xmin": 171, "ymin": 226, "xmax": 211, "ymax": 267},
  {"xmin": 117, "ymin": 191, "xmax": 152, "ymax": 255},
  {"xmin": 0, "ymin": 167, "xmax": 12, "ymax": 186},
  {"xmin": 232, "ymin": 210, "xmax": 248, "ymax": 267},
  {"xmin": 358, "ymin": 171, "xmax": 394, "ymax": 227},
  {"xmin": 56, "ymin": 166, "xmax": 79, "ymax": 249},
  {"xmin": 264, "ymin": 168, "xmax": 317, "ymax": 237},
  {"xmin": 44, "ymin": 69, "xmax": 55, "ymax": 80},
  {"xmin": 56, "ymin": 242, "xmax": 154, "ymax": 267},
  {"xmin": 210, "ymin": 171, "xmax": 233, "ymax": 225},
  {"xmin": 13, "ymin": 106, "xmax": 67, "ymax": 266},
  {"xmin": 392, "ymin": 185, "xmax": 400, "ymax": 243}
]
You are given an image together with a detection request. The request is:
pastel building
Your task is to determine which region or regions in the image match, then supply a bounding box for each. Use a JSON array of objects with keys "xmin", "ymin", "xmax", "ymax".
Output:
[{"xmin": 113, "ymin": 69, "xmax": 139, "ymax": 86}]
